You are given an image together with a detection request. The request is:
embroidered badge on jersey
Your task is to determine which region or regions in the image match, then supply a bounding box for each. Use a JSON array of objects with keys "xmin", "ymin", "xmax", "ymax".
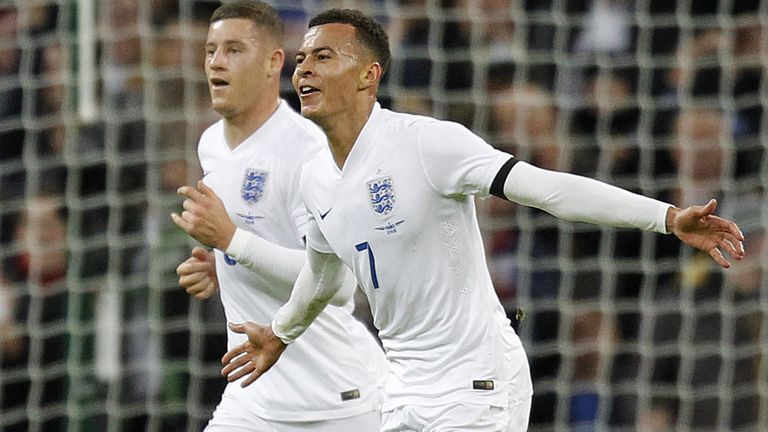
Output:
[
  {"xmin": 367, "ymin": 176, "xmax": 395, "ymax": 217},
  {"xmin": 241, "ymin": 169, "xmax": 268, "ymax": 203}
]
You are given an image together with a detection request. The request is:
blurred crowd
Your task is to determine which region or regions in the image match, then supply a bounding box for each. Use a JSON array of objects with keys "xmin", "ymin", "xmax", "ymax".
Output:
[{"xmin": 0, "ymin": 0, "xmax": 765, "ymax": 431}]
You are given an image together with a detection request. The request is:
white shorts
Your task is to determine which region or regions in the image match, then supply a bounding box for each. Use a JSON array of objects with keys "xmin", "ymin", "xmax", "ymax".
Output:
[
  {"xmin": 205, "ymin": 393, "xmax": 381, "ymax": 432},
  {"xmin": 380, "ymin": 398, "xmax": 531, "ymax": 432}
]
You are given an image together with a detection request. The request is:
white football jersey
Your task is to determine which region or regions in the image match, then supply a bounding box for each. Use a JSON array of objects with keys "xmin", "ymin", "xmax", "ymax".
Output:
[
  {"xmin": 300, "ymin": 103, "xmax": 533, "ymax": 411},
  {"xmin": 198, "ymin": 101, "xmax": 385, "ymax": 421}
]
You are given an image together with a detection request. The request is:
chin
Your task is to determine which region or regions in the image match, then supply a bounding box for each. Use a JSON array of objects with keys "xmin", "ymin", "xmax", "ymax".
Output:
[
  {"xmin": 300, "ymin": 105, "xmax": 321, "ymax": 121},
  {"xmin": 211, "ymin": 101, "xmax": 234, "ymax": 117}
]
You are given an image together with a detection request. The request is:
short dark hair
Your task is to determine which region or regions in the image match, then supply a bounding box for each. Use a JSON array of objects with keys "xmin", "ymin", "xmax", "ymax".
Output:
[
  {"xmin": 308, "ymin": 9, "xmax": 390, "ymax": 76},
  {"xmin": 210, "ymin": 1, "xmax": 283, "ymax": 44}
]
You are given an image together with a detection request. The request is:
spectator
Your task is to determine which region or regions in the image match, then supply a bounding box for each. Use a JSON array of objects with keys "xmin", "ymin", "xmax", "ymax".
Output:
[
  {"xmin": 2, "ymin": 195, "xmax": 70, "ymax": 432},
  {"xmin": 0, "ymin": 6, "xmax": 24, "ymax": 199}
]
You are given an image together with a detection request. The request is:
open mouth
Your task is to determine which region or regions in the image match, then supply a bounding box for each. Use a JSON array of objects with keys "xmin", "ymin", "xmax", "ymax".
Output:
[
  {"xmin": 210, "ymin": 77, "xmax": 229, "ymax": 89},
  {"xmin": 299, "ymin": 85, "xmax": 320, "ymax": 96}
]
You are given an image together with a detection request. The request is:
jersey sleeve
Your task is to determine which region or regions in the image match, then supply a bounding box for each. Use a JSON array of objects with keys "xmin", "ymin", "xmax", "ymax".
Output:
[
  {"xmin": 416, "ymin": 120, "xmax": 512, "ymax": 197},
  {"xmin": 298, "ymin": 157, "xmax": 335, "ymax": 254},
  {"xmin": 304, "ymin": 210, "xmax": 334, "ymax": 254}
]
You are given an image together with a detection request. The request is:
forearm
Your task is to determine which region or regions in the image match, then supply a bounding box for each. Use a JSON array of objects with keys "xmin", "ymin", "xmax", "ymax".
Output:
[
  {"xmin": 225, "ymin": 228, "xmax": 305, "ymax": 287},
  {"xmin": 328, "ymin": 268, "xmax": 356, "ymax": 306},
  {"xmin": 225, "ymin": 228, "xmax": 354, "ymax": 305},
  {"xmin": 503, "ymin": 161, "xmax": 671, "ymax": 233},
  {"xmin": 271, "ymin": 248, "xmax": 346, "ymax": 343}
]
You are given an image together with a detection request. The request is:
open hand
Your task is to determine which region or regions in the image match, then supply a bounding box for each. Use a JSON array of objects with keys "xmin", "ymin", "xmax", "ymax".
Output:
[
  {"xmin": 171, "ymin": 180, "xmax": 236, "ymax": 250},
  {"xmin": 221, "ymin": 322, "xmax": 287, "ymax": 387},
  {"xmin": 176, "ymin": 247, "xmax": 218, "ymax": 299},
  {"xmin": 668, "ymin": 199, "xmax": 745, "ymax": 268}
]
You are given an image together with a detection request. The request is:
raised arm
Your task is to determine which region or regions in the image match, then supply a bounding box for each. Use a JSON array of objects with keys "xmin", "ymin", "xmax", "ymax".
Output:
[{"xmin": 220, "ymin": 245, "xmax": 347, "ymax": 387}]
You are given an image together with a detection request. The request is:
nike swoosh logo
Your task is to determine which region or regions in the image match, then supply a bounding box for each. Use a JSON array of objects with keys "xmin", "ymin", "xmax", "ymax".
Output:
[{"xmin": 319, "ymin": 207, "xmax": 332, "ymax": 220}]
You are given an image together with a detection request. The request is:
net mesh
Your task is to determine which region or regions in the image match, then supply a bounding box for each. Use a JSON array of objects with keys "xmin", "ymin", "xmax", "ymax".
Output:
[{"xmin": 0, "ymin": 1, "xmax": 766, "ymax": 431}]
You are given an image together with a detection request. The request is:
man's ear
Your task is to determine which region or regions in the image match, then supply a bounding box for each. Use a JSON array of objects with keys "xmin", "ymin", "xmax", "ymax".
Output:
[
  {"xmin": 359, "ymin": 62, "xmax": 383, "ymax": 90},
  {"xmin": 267, "ymin": 48, "xmax": 285, "ymax": 78}
]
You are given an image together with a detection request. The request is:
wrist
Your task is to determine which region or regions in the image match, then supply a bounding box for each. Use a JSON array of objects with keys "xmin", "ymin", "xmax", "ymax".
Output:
[
  {"xmin": 219, "ymin": 223, "xmax": 237, "ymax": 251},
  {"xmin": 665, "ymin": 206, "xmax": 681, "ymax": 233},
  {"xmin": 271, "ymin": 319, "xmax": 295, "ymax": 345}
]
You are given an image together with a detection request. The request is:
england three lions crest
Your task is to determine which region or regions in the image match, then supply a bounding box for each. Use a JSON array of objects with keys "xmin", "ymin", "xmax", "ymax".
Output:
[
  {"xmin": 241, "ymin": 169, "xmax": 268, "ymax": 203},
  {"xmin": 367, "ymin": 176, "xmax": 395, "ymax": 217}
]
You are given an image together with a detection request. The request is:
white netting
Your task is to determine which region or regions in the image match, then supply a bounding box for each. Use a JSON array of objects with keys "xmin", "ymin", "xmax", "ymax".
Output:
[{"xmin": 0, "ymin": 1, "xmax": 765, "ymax": 431}]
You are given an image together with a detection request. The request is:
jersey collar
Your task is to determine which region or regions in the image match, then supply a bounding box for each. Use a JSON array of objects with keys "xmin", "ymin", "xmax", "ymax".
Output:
[
  {"xmin": 229, "ymin": 98, "xmax": 287, "ymax": 154},
  {"xmin": 337, "ymin": 101, "xmax": 384, "ymax": 177}
]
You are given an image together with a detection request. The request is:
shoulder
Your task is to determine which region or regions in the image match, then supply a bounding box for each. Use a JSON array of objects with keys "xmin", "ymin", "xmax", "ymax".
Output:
[
  {"xmin": 197, "ymin": 120, "xmax": 224, "ymax": 166},
  {"xmin": 274, "ymin": 102, "xmax": 326, "ymax": 153},
  {"xmin": 198, "ymin": 119, "xmax": 224, "ymax": 147},
  {"xmin": 379, "ymin": 108, "xmax": 468, "ymax": 142}
]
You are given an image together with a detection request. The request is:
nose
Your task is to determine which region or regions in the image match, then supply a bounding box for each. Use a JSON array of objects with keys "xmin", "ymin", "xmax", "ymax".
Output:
[
  {"xmin": 294, "ymin": 58, "xmax": 314, "ymax": 78},
  {"xmin": 208, "ymin": 49, "xmax": 225, "ymax": 70}
]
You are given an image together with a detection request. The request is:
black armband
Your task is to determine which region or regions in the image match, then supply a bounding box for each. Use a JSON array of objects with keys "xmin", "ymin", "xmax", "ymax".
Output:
[{"xmin": 490, "ymin": 157, "xmax": 518, "ymax": 199}]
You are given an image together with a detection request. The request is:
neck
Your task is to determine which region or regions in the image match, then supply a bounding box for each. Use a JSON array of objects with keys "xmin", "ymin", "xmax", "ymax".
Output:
[
  {"xmin": 317, "ymin": 98, "xmax": 376, "ymax": 170},
  {"xmin": 223, "ymin": 95, "xmax": 280, "ymax": 149}
]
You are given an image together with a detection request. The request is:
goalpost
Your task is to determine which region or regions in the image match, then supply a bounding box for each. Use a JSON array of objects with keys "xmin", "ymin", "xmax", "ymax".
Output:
[{"xmin": 0, "ymin": 1, "xmax": 765, "ymax": 431}]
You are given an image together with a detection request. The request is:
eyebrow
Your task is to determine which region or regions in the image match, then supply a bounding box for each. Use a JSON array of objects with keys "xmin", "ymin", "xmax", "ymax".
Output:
[
  {"xmin": 205, "ymin": 39, "xmax": 248, "ymax": 47},
  {"xmin": 296, "ymin": 46, "xmax": 333, "ymax": 56}
]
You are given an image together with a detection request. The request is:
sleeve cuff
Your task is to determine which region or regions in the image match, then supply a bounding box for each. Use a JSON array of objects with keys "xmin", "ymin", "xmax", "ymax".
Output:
[
  {"xmin": 224, "ymin": 227, "xmax": 250, "ymax": 260},
  {"xmin": 271, "ymin": 319, "xmax": 295, "ymax": 345},
  {"xmin": 657, "ymin": 204, "xmax": 673, "ymax": 234}
]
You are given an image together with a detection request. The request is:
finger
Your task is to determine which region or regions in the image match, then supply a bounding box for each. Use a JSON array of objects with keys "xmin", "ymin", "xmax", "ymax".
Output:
[
  {"xmin": 227, "ymin": 363, "xmax": 256, "ymax": 383},
  {"xmin": 241, "ymin": 370, "xmax": 263, "ymax": 387},
  {"xmin": 191, "ymin": 246, "xmax": 212, "ymax": 261},
  {"xmin": 175, "ymin": 257, "xmax": 196, "ymax": 276},
  {"xmin": 177, "ymin": 185, "xmax": 206, "ymax": 203},
  {"xmin": 183, "ymin": 198, "xmax": 205, "ymax": 215},
  {"xmin": 194, "ymin": 282, "xmax": 216, "ymax": 299},
  {"xmin": 179, "ymin": 271, "xmax": 207, "ymax": 287},
  {"xmin": 184, "ymin": 276, "xmax": 210, "ymax": 296},
  {"xmin": 197, "ymin": 180, "xmax": 217, "ymax": 198},
  {"xmin": 181, "ymin": 210, "xmax": 197, "ymax": 225},
  {"xmin": 228, "ymin": 322, "xmax": 246, "ymax": 334},
  {"xmin": 177, "ymin": 260, "xmax": 213, "ymax": 276},
  {"xmin": 708, "ymin": 216, "xmax": 745, "ymax": 241},
  {"xmin": 705, "ymin": 198, "xmax": 717, "ymax": 213},
  {"xmin": 688, "ymin": 199, "xmax": 717, "ymax": 219},
  {"xmin": 722, "ymin": 232, "xmax": 745, "ymax": 257},
  {"xmin": 708, "ymin": 247, "xmax": 730, "ymax": 269},
  {"xmin": 698, "ymin": 199, "xmax": 718, "ymax": 217},
  {"xmin": 171, "ymin": 213, "xmax": 192, "ymax": 232},
  {"xmin": 222, "ymin": 343, "xmax": 247, "ymax": 365},
  {"xmin": 221, "ymin": 352, "xmax": 252, "ymax": 376},
  {"xmin": 727, "ymin": 220, "xmax": 745, "ymax": 241},
  {"xmin": 719, "ymin": 238, "xmax": 738, "ymax": 260}
]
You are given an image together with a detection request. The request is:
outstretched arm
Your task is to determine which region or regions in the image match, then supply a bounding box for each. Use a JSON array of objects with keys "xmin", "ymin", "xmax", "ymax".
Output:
[
  {"xmin": 498, "ymin": 160, "xmax": 744, "ymax": 268},
  {"xmin": 220, "ymin": 246, "xmax": 346, "ymax": 387}
]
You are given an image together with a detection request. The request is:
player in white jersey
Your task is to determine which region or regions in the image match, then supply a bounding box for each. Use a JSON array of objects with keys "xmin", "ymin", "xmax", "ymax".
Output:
[
  {"xmin": 218, "ymin": 8, "xmax": 746, "ymax": 432},
  {"xmin": 170, "ymin": 3, "xmax": 384, "ymax": 431}
]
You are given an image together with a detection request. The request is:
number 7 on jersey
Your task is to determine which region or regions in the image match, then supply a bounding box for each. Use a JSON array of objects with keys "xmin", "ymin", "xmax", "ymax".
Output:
[{"xmin": 355, "ymin": 241, "xmax": 380, "ymax": 289}]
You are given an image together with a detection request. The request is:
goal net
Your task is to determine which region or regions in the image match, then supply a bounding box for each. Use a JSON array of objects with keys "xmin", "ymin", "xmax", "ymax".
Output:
[{"xmin": 0, "ymin": 1, "xmax": 765, "ymax": 431}]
